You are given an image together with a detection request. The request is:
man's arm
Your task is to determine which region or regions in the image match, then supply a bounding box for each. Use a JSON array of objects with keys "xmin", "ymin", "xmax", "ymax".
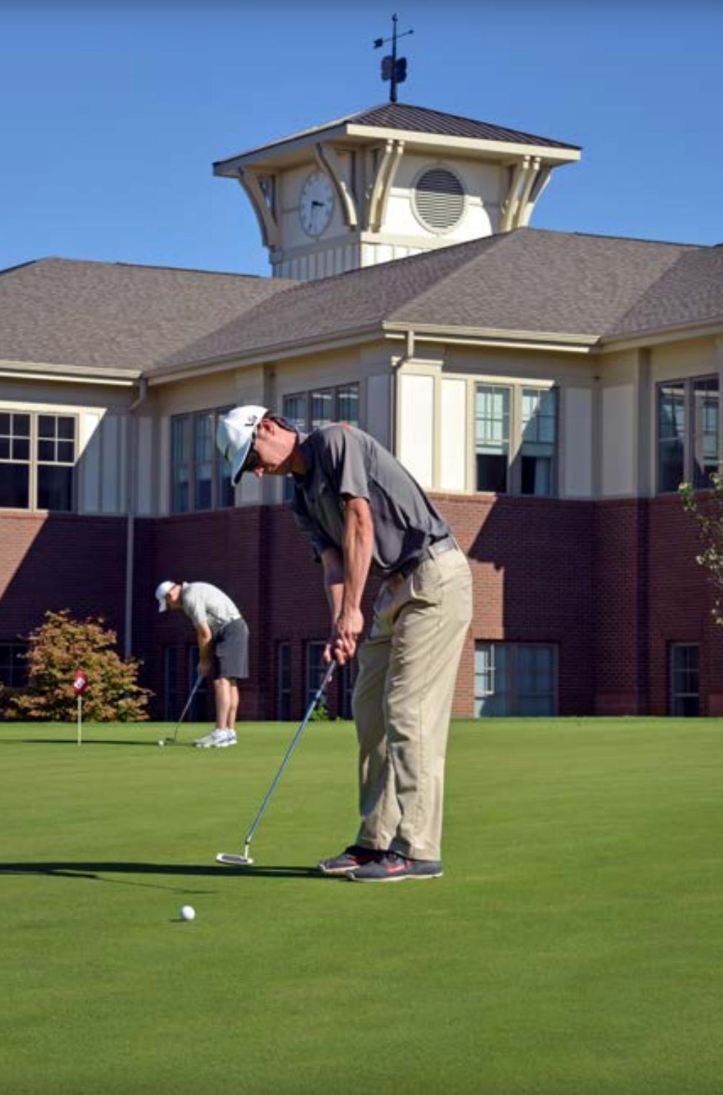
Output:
[
  {"xmin": 321, "ymin": 496, "xmax": 374, "ymax": 665},
  {"xmin": 196, "ymin": 623, "xmax": 213, "ymax": 677}
]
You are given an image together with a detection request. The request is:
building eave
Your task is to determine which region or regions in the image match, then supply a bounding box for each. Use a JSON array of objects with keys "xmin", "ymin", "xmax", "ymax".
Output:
[
  {"xmin": 383, "ymin": 322, "xmax": 599, "ymax": 354},
  {"xmin": 0, "ymin": 358, "xmax": 141, "ymax": 386},
  {"xmin": 600, "ymin": 317, "xmax": 723, "ymax": 352},
  {"xmin": 214, "ymin": 123, "xmax": 581, "ymax": 176},
  {"xmin": 145, "ymin": 325, "xmax": 385, "ymax": 385}
]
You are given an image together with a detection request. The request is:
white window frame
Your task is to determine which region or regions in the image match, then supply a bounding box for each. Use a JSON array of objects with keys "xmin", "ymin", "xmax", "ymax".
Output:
[
  {"xmin": 474, "ymin": 383, "xmax": 558, "ymax": 497},
  {"xmin": 170, "ymin": 407, "xmax": 235, "ymax": 514},
  {"xmin": 656, "ymin": 374, "xmax": 722, "ymax": 495},
  {"xmin": 0, "ymin": 410, "xmax": 78, "ymax": 512}
]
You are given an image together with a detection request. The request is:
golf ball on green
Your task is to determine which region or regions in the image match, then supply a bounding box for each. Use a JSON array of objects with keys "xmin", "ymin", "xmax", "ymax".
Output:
[
  {"xmin": 158, "ymin": 740, "xmax": 165, "ymax": 747},
  {"xmin": 180, "ymin": 905, "xmax": 195, "ymax": 921}
]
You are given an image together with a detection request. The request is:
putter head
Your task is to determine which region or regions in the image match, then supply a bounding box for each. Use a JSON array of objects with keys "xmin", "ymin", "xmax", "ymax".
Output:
[{"xmin": 216, "ymin": 852, "xmax": 254, "ymax": 866}]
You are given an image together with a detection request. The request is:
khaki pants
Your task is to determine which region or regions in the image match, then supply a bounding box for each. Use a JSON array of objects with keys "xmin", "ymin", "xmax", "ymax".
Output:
[{"xmin": 352, "ymin": 546, "xmax": 473, "ymax": 861}]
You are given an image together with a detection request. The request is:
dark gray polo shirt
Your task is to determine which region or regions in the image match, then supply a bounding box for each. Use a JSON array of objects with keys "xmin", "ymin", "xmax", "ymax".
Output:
[{"xmin": 290, "ymin": 425, "xmax": 451, "ymax": 578}]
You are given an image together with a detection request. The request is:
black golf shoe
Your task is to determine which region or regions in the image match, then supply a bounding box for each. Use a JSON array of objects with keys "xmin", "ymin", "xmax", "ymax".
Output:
[
  {"xmin": 348, "ymin": 850, "xmax": 443, "ymax": 882},
  {"xmin": 318, "ymin": 845, "xmax": 379, "ymax": 875}
]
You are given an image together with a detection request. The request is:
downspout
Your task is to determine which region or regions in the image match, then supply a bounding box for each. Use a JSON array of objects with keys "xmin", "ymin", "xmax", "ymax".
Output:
[
  {"xmin": 124, "ymin": 378, "xmax": 148, "ymax": 659},
  {"xmin": 390, "ymin": 328, "xmax": 415, "ymax": 457}
]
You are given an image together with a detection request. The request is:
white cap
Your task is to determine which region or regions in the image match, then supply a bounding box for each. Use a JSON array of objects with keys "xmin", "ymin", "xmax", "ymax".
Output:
[
  {"xmin": 155, "ymin": 580, "xmax": 175, "ymax": 613},
  {"xmin": 216, "ymin": 405, "xmax": 268, "ymax": 486}
]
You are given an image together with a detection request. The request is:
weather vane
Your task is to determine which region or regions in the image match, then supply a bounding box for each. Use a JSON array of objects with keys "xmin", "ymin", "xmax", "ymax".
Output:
[{"xmin": 373, "ymin": 13, "xmax": 413, "ymax": 104}]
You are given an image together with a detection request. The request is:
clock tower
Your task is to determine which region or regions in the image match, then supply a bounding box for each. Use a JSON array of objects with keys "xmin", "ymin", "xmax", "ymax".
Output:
[{"xmin": 213, "ymin": 102, "xmax": 580, "ymax": 281}]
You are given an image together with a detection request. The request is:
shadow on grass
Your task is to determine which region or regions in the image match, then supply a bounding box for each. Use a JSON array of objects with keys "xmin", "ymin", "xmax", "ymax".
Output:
[
  {"xmin": 9, "ymin": 739, "xmax": 187, "ymax": 748},
  {"xmin": 0, "ymin": 861, "xmax": 331, "ymax": 891}
]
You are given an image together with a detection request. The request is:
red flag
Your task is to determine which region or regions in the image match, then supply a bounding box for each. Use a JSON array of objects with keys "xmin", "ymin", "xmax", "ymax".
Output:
[{"xmin": 72, "ymin": 671, "xmax": 88, "ymax": 695}]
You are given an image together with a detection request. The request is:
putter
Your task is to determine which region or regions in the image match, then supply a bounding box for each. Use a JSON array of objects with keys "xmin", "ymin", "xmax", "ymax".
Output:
[
  {"xmin": 216, "ymin": 660, "xmax": 335, "ymax": 865},
  {"xmin": 164, "ymin": 674, "xmax": 203, "ymax": 744}
]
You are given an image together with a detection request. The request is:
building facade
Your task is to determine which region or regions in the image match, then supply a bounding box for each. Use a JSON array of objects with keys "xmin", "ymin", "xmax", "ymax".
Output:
[{"xmin": 1, "ymin": 104, "xmax": 722, "ymax": 720}]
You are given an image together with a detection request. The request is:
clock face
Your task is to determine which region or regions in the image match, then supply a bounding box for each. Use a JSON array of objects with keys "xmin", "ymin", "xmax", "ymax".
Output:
[{"xmin": 299, "ymin": 171, "xmax": 334, "ymax": 237}]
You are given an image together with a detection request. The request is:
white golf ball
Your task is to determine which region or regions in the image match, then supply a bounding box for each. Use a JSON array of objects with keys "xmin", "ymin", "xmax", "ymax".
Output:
[
  {"xmin": 158, "ymin": 740, "xmax": 165, "ymax": 747},
  {"xmin": 180, "ymin": 905, "xmax": 196, "ymax": 921}
]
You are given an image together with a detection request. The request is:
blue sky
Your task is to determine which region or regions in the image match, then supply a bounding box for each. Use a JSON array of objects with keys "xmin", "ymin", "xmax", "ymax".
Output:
[{"xmin": 1, "ymin": 1, "xmax": 721, "ymax": 276}]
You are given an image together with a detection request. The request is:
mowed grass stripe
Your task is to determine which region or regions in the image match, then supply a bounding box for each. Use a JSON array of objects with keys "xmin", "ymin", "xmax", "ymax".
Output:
[{"xmin": 1, "ymin": 718, "xmax": 721, "ymax": 1095}]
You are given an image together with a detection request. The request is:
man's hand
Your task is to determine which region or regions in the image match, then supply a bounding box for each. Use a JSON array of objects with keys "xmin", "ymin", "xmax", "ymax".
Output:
[{"xmin": 326, "ymin": 606, "xmax": 364, "ymax": 666}]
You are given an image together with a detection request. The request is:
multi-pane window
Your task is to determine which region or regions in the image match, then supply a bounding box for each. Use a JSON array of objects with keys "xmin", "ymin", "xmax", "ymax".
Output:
[
  {"xmin": 657, "ymin": 376, "xmax": 720, "ymax": 493},
  {"xmin": 283, "ymin": 384, "xmax": 360, "ymax": 433},
  {"xmin": 171, "ymin": 409, "xmax": 234, "ymax": 514},
  {"xmin": 186, "ymin": 646, "xmax": 208, "ymax": 721},
  {"xmin": 283, "ymin": 385, "xmax": 360, "ymax": 499},
  {"xmin": 339, "ymin": 661, "xmax": 356, "ymax": 719},
  {"xmin": 162, "ymin": 646, "xmax": 180, "ymax": 722},
  {"xmin": 692, "ymin": 378, "xmax": 720, "ymax": 489},
  {"xmin": 475, "ymin": 642, "xmax": 557, "ymax": 717},
  {"xmin": 0, "ymin": 642, "xmax": 28, "ymax": 690},
  {"xmin": 0, "ymin": 411, "xmax": 76, "ymax": 511},
  {"xmin": 475, "ymin": 384, "xmax": 557, "ymax": 496},
  {"xmin": 520, "ymin": 388, "xmax": 556, "ymax": 497},
  {"xmin": 278, "ymin": 643, "xmax": 291, "ymax": 720},
  {"xmin": 306, "ymin": 642, "xmax": 327, "ymax": 708},
  {"xmin": 475, "ymin": 386, "xmax": 510, "ymax": 493},
  {"xmin": 670, "ymin": 644, "xmax": 700, "ymax": 717}
]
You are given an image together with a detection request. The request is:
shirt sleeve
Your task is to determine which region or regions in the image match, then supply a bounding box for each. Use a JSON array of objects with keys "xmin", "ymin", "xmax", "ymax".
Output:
[
  {"xmin": 320, "ymin": 425, "xmax": 371, "ymax": 502},
  {"xmin": 290, "ymin": 486, "xmax": 335, "ymax": 561}
]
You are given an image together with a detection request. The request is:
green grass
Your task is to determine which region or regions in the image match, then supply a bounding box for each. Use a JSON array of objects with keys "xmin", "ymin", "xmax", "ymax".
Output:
[{"xmin": 1, "ymin": 717, "xmax": 722, "ymax": 1095}]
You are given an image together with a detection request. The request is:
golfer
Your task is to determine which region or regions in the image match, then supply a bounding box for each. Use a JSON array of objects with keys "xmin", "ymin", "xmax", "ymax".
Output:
[
  {"xmin": 217, "ymin": 406, "xmax": 473, "ymax": 881},
  {"xmin": 155, "ymin": 580, "xmax": 249, "ymax": 749}
]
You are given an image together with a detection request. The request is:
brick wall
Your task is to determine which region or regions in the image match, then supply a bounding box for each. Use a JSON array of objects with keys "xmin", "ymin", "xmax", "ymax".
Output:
[
  {"xmin": 0, "ymin": 512, "xmax": 126, "ymax": 641},
  {"xmin": 3, "ymin": 494, "xmax": 721, "ymax": 720}
]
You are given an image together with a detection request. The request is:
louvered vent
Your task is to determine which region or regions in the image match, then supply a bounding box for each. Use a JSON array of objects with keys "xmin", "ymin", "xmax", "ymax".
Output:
[{"xmin": 413, "ymin": 168, "xmax": 465, "ymax": 230}]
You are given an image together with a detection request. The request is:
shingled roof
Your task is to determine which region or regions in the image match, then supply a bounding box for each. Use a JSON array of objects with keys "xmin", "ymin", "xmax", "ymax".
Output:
[
  {"xmin": 153, "ymin": 229, "xmax": 717, "ymax": 370},
  {"xmin": 0, "ymin": 258, "xmax": 292, "ymax": 372},
  {"xmin": 3, "ymin": 230, "xmax": 721, "ymax": 377}
]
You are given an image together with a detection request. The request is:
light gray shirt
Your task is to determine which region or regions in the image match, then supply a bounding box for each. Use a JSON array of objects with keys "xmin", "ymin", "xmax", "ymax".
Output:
[
  {"xmin": 180, "ymin": 582, "xmax": 241, "ymax": 638},
  {"xmin": 290, "ymin": 425, "xmax": 451, "ymax": 578}
]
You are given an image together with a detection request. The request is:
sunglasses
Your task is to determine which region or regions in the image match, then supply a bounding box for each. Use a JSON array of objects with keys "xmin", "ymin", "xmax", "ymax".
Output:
[{"xmin": 242, "ymin": 432, "xmax": 261, "ymax": 473}]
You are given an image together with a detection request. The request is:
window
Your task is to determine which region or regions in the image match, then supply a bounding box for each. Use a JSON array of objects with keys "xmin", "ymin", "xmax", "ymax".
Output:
[
  {"xmin": 278, "ymin": 643, "xmax": 291, "ymax": 720},
  {"xmin": 0, "ymin": 411, "xmax": 76, "ymax": 511},
  {"xmin": 520, "ymin": 388, "xmax": 557, "ymax": 497},
  {"xmin": 339, "ymin": 661, "xmax": 356, "ymax": 719},
  {"xmin": 657, "ymin": 376, "xmax": 720, "ymax": 493},
  {"xmin": 475, "ymin": 384, "xmax": 557, "ymax": 496},
  {"xmin": 283, "ymin": 384, "xmax": 360, "ymax": 433},
  {"xmin": 475, "ymin": 642, "xmax": 557, "ymax": 717},
  {"xmin": 475, "ymin": 386, "xmax": 510, "ymax": 494},
  {"xmin": 162, "ymin": 646, "xmax": 180, "ymax": 722},
  {"xmin": 171, "ymin": 409, "xmax": 234, "ymax": 513},
  {"xmin": 186, "ymin": 646, "xmax": 208, "ymax": 721},
  {"xmin": 670, "ymin": 644, "xmax": 699, "ymax": 717},
  {"xmin": 306, "ymin": 642, "xmax": 327, "ymax": 708},
  {"xmin": 283, "ymin": 385, "xmax": 360, "ymax": 499},
  {"xmin": 0, "ymin": 642, "xmax": 28, "ymax": 690}
]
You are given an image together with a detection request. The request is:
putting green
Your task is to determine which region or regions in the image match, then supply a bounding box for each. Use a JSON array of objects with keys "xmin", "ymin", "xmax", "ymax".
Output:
[{"xmin": 1, "ymin": 717, "xmax": 722, "ymax": 1095}]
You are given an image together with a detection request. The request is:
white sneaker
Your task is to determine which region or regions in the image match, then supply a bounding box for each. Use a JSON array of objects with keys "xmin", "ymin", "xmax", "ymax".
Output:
[
  {"xmin": 216, "ymin": 729, "xmax": 237, "ymax": 749},
  {"xmin": 194, "ymin": 728, "xmax": 236, "ymax": 749}
]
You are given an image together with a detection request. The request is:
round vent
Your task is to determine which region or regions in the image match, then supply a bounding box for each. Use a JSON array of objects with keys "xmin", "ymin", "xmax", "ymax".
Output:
[{"xmin": 413, "ymin": 168, "xmax": 465, "ymax": 231}]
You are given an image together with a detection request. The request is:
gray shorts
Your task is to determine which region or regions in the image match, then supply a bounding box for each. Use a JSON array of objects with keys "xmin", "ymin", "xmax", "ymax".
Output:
[{"xmin": 212, "ymin": 618, "xmax": 249, "ymax": 681}]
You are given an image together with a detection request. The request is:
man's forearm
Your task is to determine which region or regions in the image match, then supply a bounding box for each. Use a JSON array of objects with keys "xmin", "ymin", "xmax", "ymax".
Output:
[{"xmin": 341, "ymin": 500, "xmax": 374, "ymax": 612}]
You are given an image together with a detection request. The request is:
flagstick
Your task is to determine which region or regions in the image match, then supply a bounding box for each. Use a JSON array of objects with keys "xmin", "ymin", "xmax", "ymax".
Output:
[{"xmin": 77, "ymin": 693, "xmax": 82, "ymax": 746}]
